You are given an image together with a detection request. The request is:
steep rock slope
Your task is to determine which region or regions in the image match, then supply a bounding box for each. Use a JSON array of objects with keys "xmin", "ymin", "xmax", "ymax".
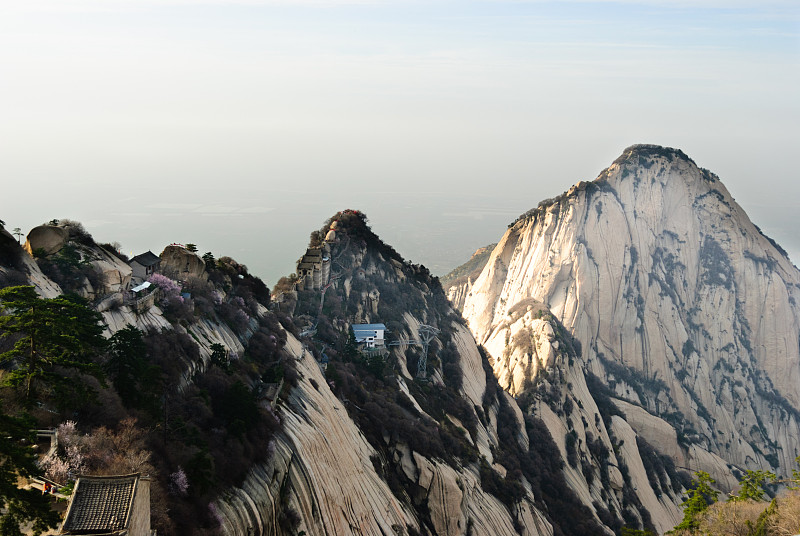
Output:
[
  {"xmin": 1, "ymin": 214, "xmax": 696, "ymax": 534},
  {"xmin": 216, "ymin": 332, "xmax": 558, "ymax": 536},
  {"xmin": 459, "ymin": 145, "xmax": 800, "ymax": 480},
  {"xmin": 442, "ymin": 244, "xmax": 496, "ymax": 311},
  {"xmin": 219, "ymin": 211, "xmax": 691, "ymax": 536}
]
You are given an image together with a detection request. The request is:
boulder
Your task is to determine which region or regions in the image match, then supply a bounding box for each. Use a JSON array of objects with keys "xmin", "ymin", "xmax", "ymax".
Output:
[
  {"xmin": 159, "ymin": 245, "xmax": 206, "ymax": 281},
  {"xmin": 89, "ymin": 248, "xmax": 132, "ymax": 295},
  {"xmin": 24, "ymin": 225, "xmax": 67, "ymax": 256}
]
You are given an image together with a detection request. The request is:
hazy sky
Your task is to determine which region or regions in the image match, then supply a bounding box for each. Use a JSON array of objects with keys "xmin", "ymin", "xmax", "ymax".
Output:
[{"xmin": 1, "ymin": 0, "xmax": 798, "ymax": 285}]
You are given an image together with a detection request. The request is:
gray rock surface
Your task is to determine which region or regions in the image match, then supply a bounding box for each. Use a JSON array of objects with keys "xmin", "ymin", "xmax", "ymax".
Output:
[
  {"xmin": 459, "ymin": 145, "xmax": 800, "ymax": 478},
  {"xmin": 24, "ymin": 225, "xmax": 68, "ymax": 256},
  {"xmin": 159, "ymin": 245, "xmax": 206, "ymax": 280},
  {"xmin": 216, "ymin": 333, "xmax": 556, "ymax": 536}
]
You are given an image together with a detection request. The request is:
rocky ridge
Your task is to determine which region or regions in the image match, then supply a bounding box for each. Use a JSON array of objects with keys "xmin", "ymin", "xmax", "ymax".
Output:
[
  {"xmin": 456, "ymin": 145, "xmax": 800, "ymax": 487},
  {"xmin": 213, "ymin": 211, "xmax": 692, "ymax": 535},
  {"xmin": 0, "ymin": 221, "xmax": 294, "ymax": 533}
]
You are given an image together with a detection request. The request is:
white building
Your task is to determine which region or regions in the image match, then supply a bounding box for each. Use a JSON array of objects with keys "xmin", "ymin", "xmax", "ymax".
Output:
[{"xmin": 351, "ymin": 323, "xmax": 387, "ymax": 348}]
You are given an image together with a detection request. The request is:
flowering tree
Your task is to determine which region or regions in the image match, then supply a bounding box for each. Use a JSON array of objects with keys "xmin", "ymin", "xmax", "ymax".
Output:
[
  {"xmin": 39, "ymin": 419, "xmax": 153, "ymax": 486},
  {"xmin": 169, "ymin": 467, "xmax": 189, "ymax": 495},
  {"xmin": 147, "ymin": 274, "xmax": 188, "ymax": 319},
  {"xmin": 147, "ymin": 273, "xmax": 182, "ymax": 299},
  {"xmin": 39, "ymin": 421, "xmax": 85, "ymax": 484},
  {"xmin": 207, "ymin": 503, "xmax": 223, "ymax": 527}
]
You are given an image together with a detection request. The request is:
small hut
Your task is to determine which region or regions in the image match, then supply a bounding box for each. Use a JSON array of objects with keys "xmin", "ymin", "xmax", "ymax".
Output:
[{"xmin": 129, "ymin": 251, "xmax": 161, "ymax": 283}]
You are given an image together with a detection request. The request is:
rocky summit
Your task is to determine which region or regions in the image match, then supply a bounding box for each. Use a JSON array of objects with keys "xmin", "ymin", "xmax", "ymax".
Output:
[{"xmin": 454, "ymin": 144, "xmax": 800, "ymax": 490}]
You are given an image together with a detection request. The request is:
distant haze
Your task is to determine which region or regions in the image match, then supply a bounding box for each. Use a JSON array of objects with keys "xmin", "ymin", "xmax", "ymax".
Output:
[{"xmin": 1, "ymin": 0, "xmax": 798, "ymax": 285}]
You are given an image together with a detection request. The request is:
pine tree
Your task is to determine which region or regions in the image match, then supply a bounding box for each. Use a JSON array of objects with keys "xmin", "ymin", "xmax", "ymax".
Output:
[
  {"xmin": 732, "ymin": 470, "xmax": 776, "ymax": 502},
  {"xmin": 106, "ymin": 325, "xmax": 161, "ymax": 413},
  {"xmin": 343, "ymin": 328, "xmax": 360, "ymax": 361},
  {"xmin": 210, "ymin": 342, "xmax": 230, "ymax": 372},
  {"xmin": 791, "ymin": 456, "xmax": 800, "ymax": 490},
  {"xmin": 0, "ymin": 286, "xmax": 106, "ymax": 404},
  {"xmin": 673, "ymin": 471, "xmax": 719, "ymax": 532}
]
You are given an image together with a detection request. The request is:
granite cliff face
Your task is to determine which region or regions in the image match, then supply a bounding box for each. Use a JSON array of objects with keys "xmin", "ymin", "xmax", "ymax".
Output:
[
  {"xmin": 2, "ymin": 212, "xmax": 695, "ymax": 534},
  {"xmin": 215, "ymin": 331, "xmax": 558, "ymax": 536},
  {"xmin": 215, "ymin": 211, "xmax": 692, "ymax": 536},
  {"xmin": 457, "ymin": 145, "xmax": 800, "ymax": 483}
]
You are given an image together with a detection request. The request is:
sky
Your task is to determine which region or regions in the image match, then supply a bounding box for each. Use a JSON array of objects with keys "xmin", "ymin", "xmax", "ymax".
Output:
[{"xmin": 1, "ymin": 0, "xmax": 798, "ymax": 285}]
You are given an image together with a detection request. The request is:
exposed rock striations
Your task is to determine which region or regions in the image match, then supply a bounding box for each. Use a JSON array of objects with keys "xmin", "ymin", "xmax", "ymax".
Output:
[
  {"xmin": 217, "ymin": 210, "xmax": 691, "ymax": 535},
  {"xmin": 458, "ymin": 144, "xmax": 800, "ymax": 484}
]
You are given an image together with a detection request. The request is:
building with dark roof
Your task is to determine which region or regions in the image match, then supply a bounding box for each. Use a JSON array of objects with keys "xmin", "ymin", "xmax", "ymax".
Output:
[
  {"xmin": 129, "ymin": 251, "xmax": 161, "ymax": 283},
  {"xmin": 60, "ymin": 473, "xmax": 150, "ymax": 536}
]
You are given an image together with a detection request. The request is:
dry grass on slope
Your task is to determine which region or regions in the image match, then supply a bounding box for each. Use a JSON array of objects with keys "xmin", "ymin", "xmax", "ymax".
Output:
[{"xmin": 672, "ymin": 491, "xmax": 800, "ymax": 536}]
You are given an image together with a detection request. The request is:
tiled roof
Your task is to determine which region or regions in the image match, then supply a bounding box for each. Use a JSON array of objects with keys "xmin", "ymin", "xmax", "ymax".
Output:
[
  {"xmin": 61, "ymin": 474, "xmax": 139, "ymax": 534},
  {"xmin": 129, "ymin": 251, "xmax": 160, "ymax": 267}
]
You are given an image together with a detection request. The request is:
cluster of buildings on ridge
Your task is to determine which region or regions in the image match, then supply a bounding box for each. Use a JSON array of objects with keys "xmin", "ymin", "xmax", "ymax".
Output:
[
  {"xmin": 291, "ymin": 219, "xmax": 387, "ymax": 350},
  {"xmin": 294, "ymin": 221, "xmax": 338, "ymax": 291},
  {"xmin": 295, "ymin": 245, "xmax": 332, "ymax": 292}
]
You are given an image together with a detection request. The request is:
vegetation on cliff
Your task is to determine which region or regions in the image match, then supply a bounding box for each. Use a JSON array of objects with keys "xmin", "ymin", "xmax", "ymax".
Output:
[
  {"xmin": 0, "ymin": 228, "xmax": 295, "ymax": 535},
  {"xmin": 278, "ymin": 211, "xmax": 617, "ymax": 535},
  {"xmin": 669, "ymin": 465, "xmax": 800, "ymax": 535}
]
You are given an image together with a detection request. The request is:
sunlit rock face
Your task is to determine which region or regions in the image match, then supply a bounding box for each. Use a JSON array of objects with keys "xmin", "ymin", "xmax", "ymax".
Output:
[
  {"xmin": 445, "ymin": 245, "xmax": 495, "ymax": 312},
  {"xmin": 460, "ymin": 145, "xmax": 800, "ymax": 477},
  {"xmin": 24, "ymin": 225, "xmax": 68, "ymax": 256},
  {"xmin": 159, "ymin": 245, "xmax": 207, "ymax": 280}
]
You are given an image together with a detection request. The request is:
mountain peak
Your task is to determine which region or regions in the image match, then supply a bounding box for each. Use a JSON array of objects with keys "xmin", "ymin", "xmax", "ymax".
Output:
[
  {"xmin": 613, "ymin": 144, "xmax": 697, "ymax": 168},
  {"xmin": 602, "ymin": 144, "xmax": 722, "ymax": 189},
  {"xmin": 510, "ymin": 144, "xmax": 717, "ymax": 229},
  {"xmin": 460, "ymin": 145, "xmax": 800, "ymax": 486}
]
